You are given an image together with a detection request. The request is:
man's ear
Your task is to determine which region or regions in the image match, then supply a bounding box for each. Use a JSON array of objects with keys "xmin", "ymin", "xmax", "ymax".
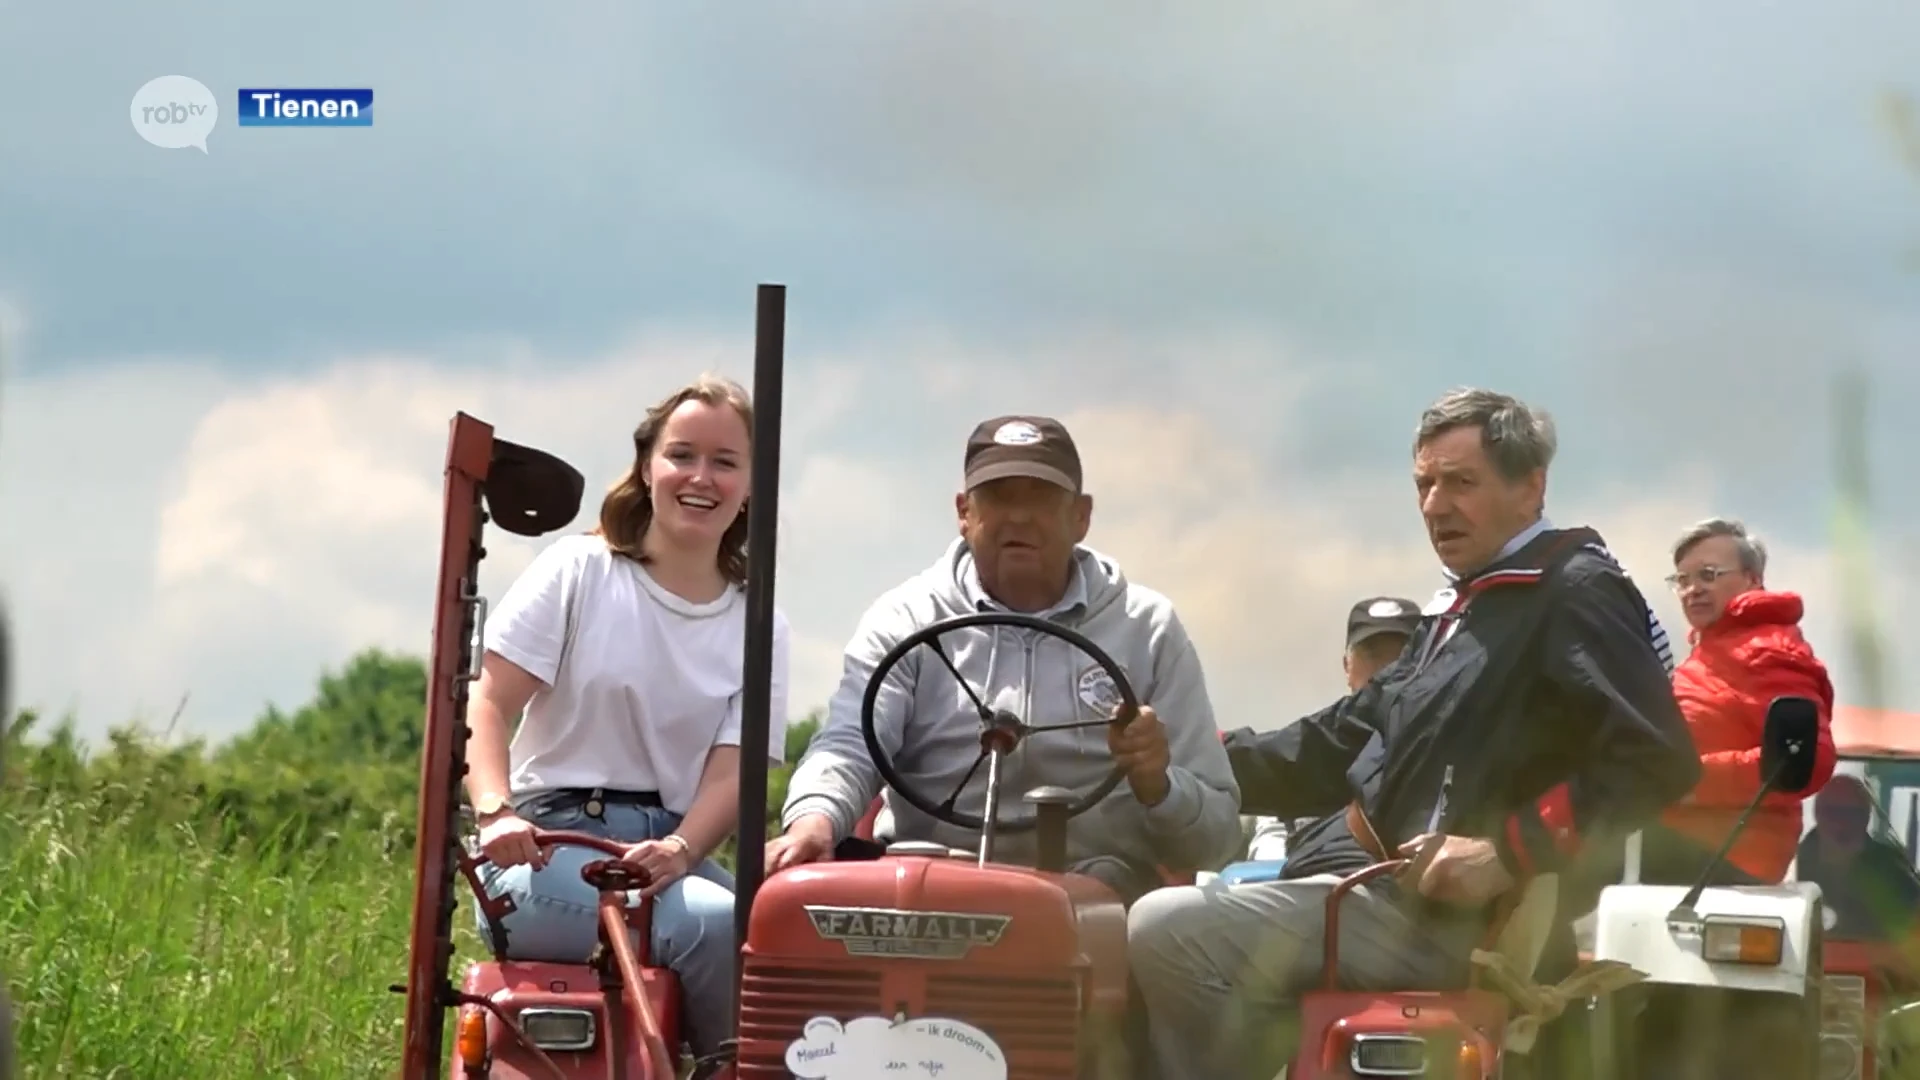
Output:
[
  {"xmin": 954, "ymin": 491, "xmax": 970, "ymax": 536},
  {"xmin": 1071, "ymin": 493, "xmax": 1093, "ymax": 544}
]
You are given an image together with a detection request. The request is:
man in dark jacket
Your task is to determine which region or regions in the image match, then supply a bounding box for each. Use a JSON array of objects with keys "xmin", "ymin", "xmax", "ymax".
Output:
[{"xmin": 1127, "ymin": 387, "xmax": 1702, "ymax": 1080}]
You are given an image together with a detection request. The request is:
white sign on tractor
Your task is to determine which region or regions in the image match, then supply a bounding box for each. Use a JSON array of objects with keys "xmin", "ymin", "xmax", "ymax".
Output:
[{"xmin": 785, "ymin": 1014, "xmax": 1008, "ymax": 1080}]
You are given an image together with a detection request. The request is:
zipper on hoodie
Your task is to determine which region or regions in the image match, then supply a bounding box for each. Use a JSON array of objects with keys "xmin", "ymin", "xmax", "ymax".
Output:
[{"xmin": 1015, "ymin": 634, "xmax": 1038, "ymax": 790}]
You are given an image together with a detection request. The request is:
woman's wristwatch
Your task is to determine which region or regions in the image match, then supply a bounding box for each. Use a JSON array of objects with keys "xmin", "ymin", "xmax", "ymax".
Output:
[{"xmin": 473, "ymin": 792, "xmax": 513, "ymax": 825}]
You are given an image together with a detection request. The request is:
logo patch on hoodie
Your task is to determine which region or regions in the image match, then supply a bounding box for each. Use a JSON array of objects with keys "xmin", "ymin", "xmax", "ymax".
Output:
[{"xmin": 1076, "ymin": 664, "xmax": 1122, "ymax": 716}]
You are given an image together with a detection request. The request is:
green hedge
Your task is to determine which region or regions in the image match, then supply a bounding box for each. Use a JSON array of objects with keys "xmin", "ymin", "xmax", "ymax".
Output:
[{"xmin": 1, "ymin": 647, "xmax": 822, "ymax": 867}]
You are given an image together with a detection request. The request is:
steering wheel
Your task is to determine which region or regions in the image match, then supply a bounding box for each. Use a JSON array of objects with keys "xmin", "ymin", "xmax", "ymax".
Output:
[
  {"xmin": 861, "ymin": 610, "xmax": 1141, "ymax": 833},
  {"xmin": 465, "ymin": 828, "xmax": 657, "ymax": 889}
]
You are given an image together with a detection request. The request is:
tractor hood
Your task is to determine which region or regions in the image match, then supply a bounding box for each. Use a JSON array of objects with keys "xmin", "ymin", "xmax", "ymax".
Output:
[{"xmin": 747, "ymin": 855, "xmax": 1129, "ymax": 1007}]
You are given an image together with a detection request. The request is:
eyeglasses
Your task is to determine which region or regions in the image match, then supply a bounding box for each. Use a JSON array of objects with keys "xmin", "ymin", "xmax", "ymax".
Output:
[{"xmin": 1665, "ymin": 565, "xmax": 1738, "ymax": 591}]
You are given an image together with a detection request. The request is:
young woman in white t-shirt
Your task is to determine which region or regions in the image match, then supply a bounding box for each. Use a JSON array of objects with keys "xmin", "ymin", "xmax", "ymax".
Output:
[{"xmin": 463, "ymin": 374, "xmax": 790, "ymax": 1064}]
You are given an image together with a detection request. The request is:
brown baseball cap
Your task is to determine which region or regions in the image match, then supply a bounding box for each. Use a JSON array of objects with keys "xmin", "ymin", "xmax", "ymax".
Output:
[{"xmin": 963, "ymin": 415, "xmax": 1083, "ymax": 493}]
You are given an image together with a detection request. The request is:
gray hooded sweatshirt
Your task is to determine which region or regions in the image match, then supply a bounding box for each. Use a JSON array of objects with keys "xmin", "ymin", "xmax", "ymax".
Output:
[{"xmin": 782, "ymin": 538, "xmax": 1244, "ymax": 875}]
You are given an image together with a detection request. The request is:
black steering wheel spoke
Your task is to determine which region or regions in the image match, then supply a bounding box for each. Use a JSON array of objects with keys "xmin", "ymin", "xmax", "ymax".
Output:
[
  {"xmin": 937, "ymin": 750, "xmax": 990, "ymax": 813},
  {"xmin": 923, "ymin": 637, "xmax": 994, "ymax": 722},
  {"xmin": 859, "ymin": 611, "xmax": 1140, "ymax": 834},
  {"xmin": 1025, "ymin": 718, "xmax": 1117, "ymax": 734}
]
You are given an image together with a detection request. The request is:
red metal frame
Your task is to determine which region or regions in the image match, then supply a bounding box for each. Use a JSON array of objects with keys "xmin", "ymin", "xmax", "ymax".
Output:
[
  {"xmin": 1291, "ymin": 859, "xmax": 1521, "ymax": 1079},
  {"xmin": 545, "ymin": 832, "xmax": 677, "ymax": 1079},
  {"xmin": 447, "ymin": 835, "xmax": 681, "ymax": 1080},
  {"xmin": 402, "ymin": 413, "xmax": 498, "ymax": 1080},
  {"xmin": 398, "ymin": 415, "xmax": 680, "ymax": 1080},
  {"xmin": 1320, "ymin": 860, "xmax": 1411, "ymax": 989}
]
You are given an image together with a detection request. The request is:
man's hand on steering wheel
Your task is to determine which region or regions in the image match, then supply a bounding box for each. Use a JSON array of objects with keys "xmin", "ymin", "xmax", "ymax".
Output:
[{"xmin": 1107, "ymin": 704, "xmax": 1171, "ymax": 807}]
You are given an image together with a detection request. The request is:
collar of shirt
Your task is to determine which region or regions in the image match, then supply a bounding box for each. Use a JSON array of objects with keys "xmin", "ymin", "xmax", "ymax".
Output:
[
  {"xmin": 958, "ymin": 546, "xmax": 1089, "ymax": 619},
  {"xmin": 1440, "ymin": 515, "xmax": 1553, "ymax": 585}
]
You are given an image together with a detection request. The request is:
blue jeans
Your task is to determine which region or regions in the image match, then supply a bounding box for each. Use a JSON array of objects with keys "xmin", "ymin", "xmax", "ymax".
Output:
[{"xmin": 475, "ymin": 793, "xmax": 737, "ymax": 1059}]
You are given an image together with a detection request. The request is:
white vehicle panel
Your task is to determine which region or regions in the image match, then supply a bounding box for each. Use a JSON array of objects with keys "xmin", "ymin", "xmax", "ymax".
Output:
[{"xmin": 1591, "ymin": 882, "xmax": 1822, "ymax": 994}]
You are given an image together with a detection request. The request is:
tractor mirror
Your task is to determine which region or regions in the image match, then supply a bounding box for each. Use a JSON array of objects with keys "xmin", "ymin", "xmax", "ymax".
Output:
[{"xmin": 1761, "ymin": 696, "xmax": 1821, "ymax": 794}]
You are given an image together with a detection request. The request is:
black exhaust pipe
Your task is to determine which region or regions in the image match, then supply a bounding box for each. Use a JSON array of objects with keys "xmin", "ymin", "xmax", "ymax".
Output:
[{"xmin": 732, "ymin": 283, "xmax": 786, "ymax": 975}]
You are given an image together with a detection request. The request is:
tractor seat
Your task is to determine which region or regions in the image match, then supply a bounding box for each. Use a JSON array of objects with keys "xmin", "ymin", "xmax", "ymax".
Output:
[{"xmin": 486, "ymin": 437, "xmax": 585, "ymax": 538}]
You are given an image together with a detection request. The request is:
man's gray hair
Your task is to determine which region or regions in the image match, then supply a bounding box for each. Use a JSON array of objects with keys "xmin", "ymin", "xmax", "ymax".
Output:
[
  {"xmin": 1413, "ymin": 387, "xmax": 1558, "ymax": 482},
  {"xmin": 1672, "ymin": 517, "xmax": 1768, "ymax": 578}
]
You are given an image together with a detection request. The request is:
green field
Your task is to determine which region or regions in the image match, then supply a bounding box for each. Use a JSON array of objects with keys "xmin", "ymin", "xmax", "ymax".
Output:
[
  {"xmin": 1, "ymin": 649, "xmax": 813, "ymax": 1079},
  {"xmin": 4, "ymin": 792, "xmax": 416, "ymax": 1078}
]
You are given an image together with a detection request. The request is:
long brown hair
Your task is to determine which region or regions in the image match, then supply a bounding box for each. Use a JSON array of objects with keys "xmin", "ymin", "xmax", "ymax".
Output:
[{"xmin": 595, "ymin": 373, "xmax": 755, "ymax": 586}]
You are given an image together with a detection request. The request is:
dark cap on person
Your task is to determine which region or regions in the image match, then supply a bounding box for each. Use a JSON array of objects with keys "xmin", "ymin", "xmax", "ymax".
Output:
[
  {"xmin": 1347, "ymin": 596, "xmax": 1420, "ymax": 649},
  {"xmin": 963, "ymin": 415, "xmax": 1083, "ymax": 493}
]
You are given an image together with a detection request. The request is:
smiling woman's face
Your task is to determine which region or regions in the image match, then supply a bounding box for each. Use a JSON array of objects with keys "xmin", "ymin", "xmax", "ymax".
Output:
[{"xmin": 642, "ymin": 398, "xmax": 751, "ymax": 548}]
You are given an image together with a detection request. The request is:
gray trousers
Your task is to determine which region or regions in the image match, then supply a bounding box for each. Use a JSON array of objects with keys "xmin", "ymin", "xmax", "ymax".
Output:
[{"xmin": 1126, "ymin": 873, "xmax": 1476, "ymax": 1080}]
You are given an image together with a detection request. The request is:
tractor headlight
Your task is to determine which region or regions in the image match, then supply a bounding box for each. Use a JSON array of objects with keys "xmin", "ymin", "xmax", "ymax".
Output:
[
  {"xmin": 1824, "ymin": 975, "xmax": 1868, "ymax": 1040},
  {"xmin": 1819, "ymin": 1033, "xmax": 1861, "ymax": 1080},
  {"xmin": 518, "ymin": 1007, "xmax": 596, "ymax": 1051},
  {"xmin": 1700, "ymin": 914, "xmax": 1785, "ymax": 966},
  {"xmin": 1349, "ymin": 1033, "xmax": 1427, "ymax": 1076}
]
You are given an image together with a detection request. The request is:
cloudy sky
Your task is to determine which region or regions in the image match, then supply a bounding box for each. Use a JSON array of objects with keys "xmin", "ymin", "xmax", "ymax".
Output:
[{"xmin": 2, "ymin": 2, "xmax": 1918, "ymax": 749}]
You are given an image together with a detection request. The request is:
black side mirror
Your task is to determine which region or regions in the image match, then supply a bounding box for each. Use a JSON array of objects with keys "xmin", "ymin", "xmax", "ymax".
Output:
[
  {"xmin": 1761, "ymin": 695, "xmax": 1822, "ymax": 794},
  {"xmin": 1668, "ymin": 694, "xmax": 1825, "ymax": 927}
]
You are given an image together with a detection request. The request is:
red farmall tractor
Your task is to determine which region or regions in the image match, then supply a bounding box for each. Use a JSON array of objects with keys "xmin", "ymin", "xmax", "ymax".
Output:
[{"xmin": 394, "ymin": 283, "xmax": 1652, "ymax": 1080}]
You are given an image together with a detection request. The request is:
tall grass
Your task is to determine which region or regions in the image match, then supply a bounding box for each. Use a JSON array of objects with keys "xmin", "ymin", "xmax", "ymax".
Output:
[
  {"xmin": 3, "ymin": 791, "xmax": 427, "ymax": 1078},
  {"xmin": 0, "ymin": 698, "xmax": 812, "ymax": 1077}
]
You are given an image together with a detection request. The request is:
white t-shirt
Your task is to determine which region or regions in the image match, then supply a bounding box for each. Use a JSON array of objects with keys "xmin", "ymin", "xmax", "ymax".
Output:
[{"xmin": 483, "ymin": 533, "xmax": 790, "ymax": 815}]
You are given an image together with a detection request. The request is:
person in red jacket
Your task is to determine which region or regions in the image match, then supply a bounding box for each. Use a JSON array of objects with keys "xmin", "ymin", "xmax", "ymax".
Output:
[{"xmin": 1646, "ymin": 517, "xmax": 1837, "ymax": 885}]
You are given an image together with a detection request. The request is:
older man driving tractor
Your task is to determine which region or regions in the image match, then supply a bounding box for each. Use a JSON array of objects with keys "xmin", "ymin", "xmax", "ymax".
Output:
[
  {"xmin": 1128, "ymin": 387, "xmax": 1705, "ymax": 1080},
  {"xmin": 767, "ymin": 412, "xmax": 1244, "ymax": 902}
]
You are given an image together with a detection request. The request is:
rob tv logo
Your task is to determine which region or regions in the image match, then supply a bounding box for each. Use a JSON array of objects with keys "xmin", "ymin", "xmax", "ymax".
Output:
[
  {"xmin": 238, "ymin": 87, "xmax": 374, "ymax": 127},
  {"xmin": 130, "ymin": 75, "xmax": 219, "ymax": 153}
]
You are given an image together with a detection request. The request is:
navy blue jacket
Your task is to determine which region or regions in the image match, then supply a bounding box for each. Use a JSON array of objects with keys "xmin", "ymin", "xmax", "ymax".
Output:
[{"xmin": 1225, "ymin": 526, "xmax": 1701, "ymax": 883}]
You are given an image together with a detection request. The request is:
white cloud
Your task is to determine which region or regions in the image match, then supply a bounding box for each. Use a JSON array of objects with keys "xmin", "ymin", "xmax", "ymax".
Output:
[{"xmin": 7, "ymin": 324, "xmax": 1910, "ymax": 746}]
